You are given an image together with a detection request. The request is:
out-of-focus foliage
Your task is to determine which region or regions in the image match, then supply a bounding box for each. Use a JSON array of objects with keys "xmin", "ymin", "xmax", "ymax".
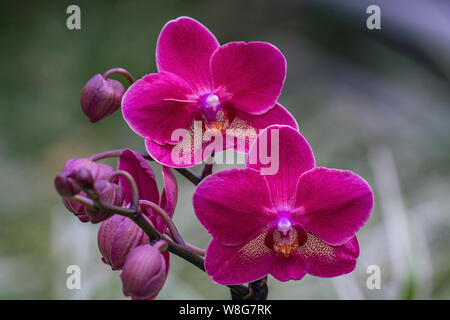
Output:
[{"xmin": 0, "ymin": 0, "xmax": 448, "ymax": 299}]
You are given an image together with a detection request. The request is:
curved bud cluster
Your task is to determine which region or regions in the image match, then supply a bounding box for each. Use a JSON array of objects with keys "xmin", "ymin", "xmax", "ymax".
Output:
[
  {"xmin": 81, "ymin": 74, "xmax": 125, "ymax": 123},
  {"xmin": 55, "ymin": 158, "xmax": 122, "ymax": 223},
  {"xmin": 54, "ymin": 170, "xmax": 81, "ymax": 197},
  {"xmin": 86, "ymin": 180, "xmax": 124, "ymax": 223},
  {"xmin": 120, "ymin": 241, "xmax": 168, "ymax": 300},
  {"xmin": 76, "ymin": 167, "xmax": 94, "ymax": 189}
]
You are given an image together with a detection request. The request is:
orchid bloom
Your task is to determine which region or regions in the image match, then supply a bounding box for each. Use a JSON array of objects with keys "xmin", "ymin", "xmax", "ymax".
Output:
[
  {"xmin": 98, "ymin": 149, "xmax": 177, "ymax": 298},
  {"xmin": 122, "ymin": 16, "xmax": 297, "ymax": 167},
  {"xmin": 193, "ymin": 125, "xmax": 373, "ymax": 285}
]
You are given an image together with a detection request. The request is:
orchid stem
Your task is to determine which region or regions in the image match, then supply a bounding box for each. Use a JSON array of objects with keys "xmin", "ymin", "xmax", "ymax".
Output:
[
  {"xmin": 201, "ymin": 153, "xmax": 214, "ymax": 179},
  {"xmin": 176, "ymin": 168, "xmax": 202, "ymax": 185},
  {"xmin": 184, "ymin": 242, "xmax": 206, "ymax": 257},
  {"xmin": 139, "ymin": 200, "xmax": 186, "ymax": 247},
  {"xmin": 71, "ymin": 195, "xmax": 95, "ymax": 210},
  {"xmin": 108, "ymin": 170, "xmax": 139, "ymax": 211},
  {"xmin": 103, "ymin": 68, "xmax": 135, "ymax": 85},
  {"xmin": 88, "ymin": 149, "xmax": 123, "ymax": 161}
]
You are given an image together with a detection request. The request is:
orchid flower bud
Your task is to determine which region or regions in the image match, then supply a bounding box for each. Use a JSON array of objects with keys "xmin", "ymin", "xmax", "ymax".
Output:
[
  {"xmin": 98, "ymin": 214, "xmax": 149, "ymax": 270},
  {"xmin": 81, "ymin": 74, "xmax": 125, "ymax": 123},
  {"xmin": 120, "ymin": 241, "xmax": 168, "ymax": 300},
  {"xmin": 54, "ymin": 170, "xmax": 80, "ymax": 197},
  {"xmin": 57, "ymin": 158, "xmax": 114, "ymax": 223},
  {"xmin": 85, "ymin": 179, "xmax": 124, "ymax": 224},
  {"xmin": 75, "ymin": 167, "xmax": 94, "ymax": 189}
]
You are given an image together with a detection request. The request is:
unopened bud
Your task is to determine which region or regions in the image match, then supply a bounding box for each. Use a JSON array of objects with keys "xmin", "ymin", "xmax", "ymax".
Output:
[
  {"xmin": 54, "ymin": 170, "xmax": 80, "ymax": 197},
  {"xmin": 57, "ymin": 158, "xmax": 115, "ymax": 223},
  {"xmin": 75, "ymin": 167, "xmax": 94, "ymax": 189},
  {"xmin": 94, "ymin": 180, "xmax": 124, "ymax": 206},
  {"xmin": 80, "ymin": 74, "xmax": 125, "ymax": 123},
  {"xmin": 98, "ymin": 214, "xmax": 150, "ymax": 270},
  {"xmin": 85, "ymin": 180, "xmax": 124, "ymax": 223},
  {"xmin": 120, "ymin": 241, "xmax": 168, "ymax": 300}
]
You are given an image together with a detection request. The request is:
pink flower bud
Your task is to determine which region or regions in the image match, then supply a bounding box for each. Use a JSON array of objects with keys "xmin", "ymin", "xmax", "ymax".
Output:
[
  {"xmin": 54, "ymin": 170, "xmax": 80, "ymax": 197},
  {"xmin": 97, "ymin": 214, "xmax": 149, "ymax": 270},
  {"xmin": 75, "ymin": 167, "xmax": 94, "ymax": 189},
  {"xmin": 58, "ymin": 158, "xmax": 114, "ymax": 223},
  {"xmin": 85, "ymin": 180, "xmax": 124, "ymax": 223},
  {"xmin": 81, "ymin": 74, "xmax": 125, "ymax": 123},
  {"xmin": 120, "ymin": 241, "xmax": 168, "ymax": 300}
]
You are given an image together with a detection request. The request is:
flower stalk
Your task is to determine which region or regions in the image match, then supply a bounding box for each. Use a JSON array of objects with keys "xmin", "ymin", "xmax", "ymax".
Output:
[
  {"xmin": 140, "ymin": 199, "xmax": 186, "ymax": 247},
  {"xmin": 201, "ymin": 153, "xmax": 215, "ymax": 180},
  {"xmin": 103, "ymin": 67, "xmax": 135, "ymax": 85}
]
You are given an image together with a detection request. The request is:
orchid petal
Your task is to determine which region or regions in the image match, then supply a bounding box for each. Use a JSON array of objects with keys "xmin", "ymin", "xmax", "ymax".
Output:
[
  {"xmin": 157, "ymin": 17, "xmax": 219, "ymax": 94},
  {"xmin": 294, "ymin": 167, "xmax": 373, "ymax": 245},
  {"xmin": 212, "ymin": 41, "xmax": 286, "ymax": 114},
  {"xmin": 122, "ymin": 72, "xmax": 199, "ymax": 145}
]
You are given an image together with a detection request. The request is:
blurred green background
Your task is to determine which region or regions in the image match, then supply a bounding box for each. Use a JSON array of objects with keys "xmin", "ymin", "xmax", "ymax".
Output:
[{"xmin": 0, "ymin": 0, "xmax": 449, "ymax": 299}]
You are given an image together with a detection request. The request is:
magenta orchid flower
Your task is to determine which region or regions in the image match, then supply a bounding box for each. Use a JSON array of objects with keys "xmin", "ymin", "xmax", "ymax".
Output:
[
  {"xmin": 122, "ymin": 16, "xmax": 297, "ymax": 167},
  {"xmin": 98, "ymin": 149, "xmax": 177, "ymax": 292},
  {"xmin": 193, "ymin": 125, "xmax": 373, "ymax": 285}
]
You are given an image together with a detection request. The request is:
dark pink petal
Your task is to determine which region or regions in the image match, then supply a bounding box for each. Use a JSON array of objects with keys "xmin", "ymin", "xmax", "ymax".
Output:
[
  {"xmin": 227, "ymin": 103, "xmax": 299, "ymax": 154},
  {"xmin": 205, "ymin": 233, "xmax": 276, "ymax": 285},
  {"xmin": 293, "ymin": 167, "xmax": 373, "ymax": 245},
  {"xmin": 296, "ymin": 234, "xmax": 359, "ymax": 277},
  {"xmin": 193, "ymin": 168, "xmax": 275, "ymax": 246},
  {"xmin": 160, "ymin": 166, "xmax": 178, "ymax": 218},
  {"xmin": 145, "ymin": 121, "xmax": 227, "ymax": 168},
  {"xmin": 247, "ymin": 125, "xmax": 315, "ymax": 209},
  {"xmin": 145, "ymin": 136, "xmax": 205, "ymax": 168},
  {"xmin": 122, "ymin": 72, "xmax": 199, "ymax": 144},
  {"xmin": 156, "ymin": 17, "xmax": 219, "ymax": 94},
  {"xmin": 212, "ymin": 41, "xmax": 286, "ymax": 114},
  {"xmin": 118, "ymin": 149, "xmax": 159, "ymax": 217},
  {"xmin": 269, "ymin": 255, "xmax": 307, "ymax": 282},
  {"xmin": 235, "ymin": 103, "xmax": 298, "ymax": 132},
  {"xmin": 145, "ymin": 139, "xmax": 192, "ymax": 168}
]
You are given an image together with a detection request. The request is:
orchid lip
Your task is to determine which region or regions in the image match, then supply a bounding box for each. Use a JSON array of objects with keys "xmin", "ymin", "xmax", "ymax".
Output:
[{"xmin": 266, "ymin": 214, "xmax": 307, "ymax": 259}]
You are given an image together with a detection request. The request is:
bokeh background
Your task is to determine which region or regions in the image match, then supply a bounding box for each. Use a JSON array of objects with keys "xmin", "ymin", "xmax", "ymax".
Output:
[{"xmin": 0, "ymin": 0, "xmax": 449, "ymax": 299}]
